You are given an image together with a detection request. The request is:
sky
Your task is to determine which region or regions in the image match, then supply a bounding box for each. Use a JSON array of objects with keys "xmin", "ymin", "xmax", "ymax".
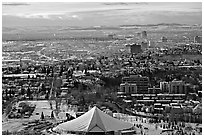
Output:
[{"xmin": 2, "ymin": 2, "xmax": 202, "ymax": 27}]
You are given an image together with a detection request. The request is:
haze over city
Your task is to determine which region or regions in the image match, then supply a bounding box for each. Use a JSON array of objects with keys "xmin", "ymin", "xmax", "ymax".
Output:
[{"xmin": 3, "ymin": 2, "xmax": 202, "ymax": 27}]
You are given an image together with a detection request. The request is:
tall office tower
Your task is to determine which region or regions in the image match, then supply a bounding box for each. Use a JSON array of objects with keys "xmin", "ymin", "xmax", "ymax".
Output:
[{"xmin": 141, "ymin": 31, "xmax": 147, "ymax": 38}]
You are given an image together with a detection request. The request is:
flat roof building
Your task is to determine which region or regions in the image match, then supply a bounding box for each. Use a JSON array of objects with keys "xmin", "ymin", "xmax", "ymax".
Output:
[
  {"xmin": 125, "ymin": 43, "xmax": 142, "ymax": 54},
  {"xmin": 122, "ymin": 75, "xmax": 149, "ymax": 93},
  {"xmin": 169, "ymin": 80, "xmax": 187, "ymax": 94},
  {"xmin": 120, "ymin": 82, "xmax": 137, "ymax": 94}
]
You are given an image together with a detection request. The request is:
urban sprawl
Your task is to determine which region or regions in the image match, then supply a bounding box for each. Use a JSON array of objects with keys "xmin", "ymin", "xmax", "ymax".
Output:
[{"xmin": 2, "ymin": 25, "xmax": 202, "ymax": 135}]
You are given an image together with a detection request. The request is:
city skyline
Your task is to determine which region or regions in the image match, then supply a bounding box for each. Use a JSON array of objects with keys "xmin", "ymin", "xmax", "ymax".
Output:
[{"xmin": 2, "ymin": 1, "xmax": 202, "ymax": 135}]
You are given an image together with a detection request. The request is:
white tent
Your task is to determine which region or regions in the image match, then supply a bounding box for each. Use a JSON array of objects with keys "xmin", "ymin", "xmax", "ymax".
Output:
[{"xmin": 54, "ymin": 106, "xmax": 134, "ymax": 133}]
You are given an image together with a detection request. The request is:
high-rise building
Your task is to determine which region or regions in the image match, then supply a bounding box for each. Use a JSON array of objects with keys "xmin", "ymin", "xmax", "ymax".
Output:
[
  {"xmin": 194, "ymin": 36, "xmax": 202, "ymax": 43},
  {"xmin": 141, "ymin": 31, "xmax": 147, "ymax": 38},
  {"xmin": 125, "ymin": 43, "xmax": 142, "ymax": 54},
  {"xmin": 122, "ymin": 75, "xmax": 149, "ymax": 93}
]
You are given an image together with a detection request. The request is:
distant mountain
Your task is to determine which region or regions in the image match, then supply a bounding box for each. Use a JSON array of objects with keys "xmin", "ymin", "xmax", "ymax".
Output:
[
  {"xmin": 58, "ymin": 26, "xmax": 121, "ymax": 31},
  {"xmin": 120, "ymin": 23, "xmax": 187, "ymax": 27}
]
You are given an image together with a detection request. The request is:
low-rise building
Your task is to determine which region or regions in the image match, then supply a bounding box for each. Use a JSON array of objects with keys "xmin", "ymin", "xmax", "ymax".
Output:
[
  {"xmin": 160, "ymin": 81, "xmax": 169, "ymax": 93},
  {"xmin": 122, "ymin": 75, "xmax": 149, "ymax": 94},
  {"xmin": 120, "ymin": 82, "xmax": 137, "ymax": 94},
  {"xmin": 148, "ymin": 86, "xmax": 161, "ymax": 94},
  {"xmin": 169, "ymin": 80, "xmax": 187, "ymax": 94}
]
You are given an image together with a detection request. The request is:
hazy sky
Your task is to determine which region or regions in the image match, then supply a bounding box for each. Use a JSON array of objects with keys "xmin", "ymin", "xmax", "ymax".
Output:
[{"xmin": 2, "ymin": 2, "xmax": 202, "ymax": 27}]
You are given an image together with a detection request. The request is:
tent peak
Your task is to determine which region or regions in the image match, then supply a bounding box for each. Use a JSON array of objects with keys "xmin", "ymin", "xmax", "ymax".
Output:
[
  {"xmin": 54, "ymin": 105, "xmax": 134, "ymax": 133},
  {"xmin": 90, "ymin": 106, "xmax": 99, "ymax": 110}
]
